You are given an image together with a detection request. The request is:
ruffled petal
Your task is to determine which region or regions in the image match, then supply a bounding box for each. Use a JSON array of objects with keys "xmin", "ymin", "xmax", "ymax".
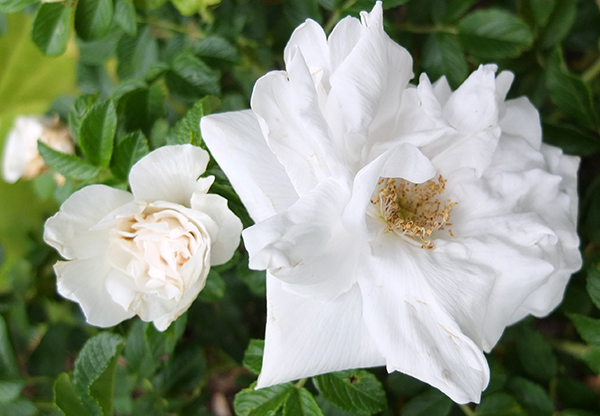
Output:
[
  {"xmin": 284, "ymin": 19, "xmax": 330, "ymax": 88},
  {"xmin": 44, "ymin": 184, "xmax": 134, "ymax": 260},
  {"xmin": 55, "ymin": 258, "xmax": 135, "ymax": 327},
  {"xmin": 201, "ymin": 110, "xmax": 298, "ymax": 221},
  {"xmin": 129, "ymin": 144, "xmax": 210, "ymax": 206},
  {"xmin": 257, "ymin": 275, "xmax": 385, "ymax": 388},
  {"xmin": 499, "ymin": 97, "xmax": 542, "ymax": 149}
]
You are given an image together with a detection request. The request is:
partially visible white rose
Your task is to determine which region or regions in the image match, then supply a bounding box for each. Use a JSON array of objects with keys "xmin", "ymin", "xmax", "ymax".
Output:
[
  {"xmin": 44, "ymin": 144, "xmax": 242, "ymax": 331},
  {"xmin": 2, "ymin": 115, "xmax": 74, "ymax": 183}
]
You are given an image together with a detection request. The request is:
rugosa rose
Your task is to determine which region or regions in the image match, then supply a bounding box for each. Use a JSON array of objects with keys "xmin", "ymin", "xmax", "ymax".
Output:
[
  {"xmin": 200, "ymin": 2, "xmax": 581, "ymax": 403},
  {"xmin": 2, "ymin": 115, "xmax": 74, "ymax": 183},
  {"xmin": 44, "ymin": 145, "xmax": 242, "ymax": 331}
]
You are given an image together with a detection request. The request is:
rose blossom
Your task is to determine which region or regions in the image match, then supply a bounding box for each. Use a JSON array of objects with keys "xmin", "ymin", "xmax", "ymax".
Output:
[
  {"xmin": 200, "ymin": 1, "xmax": 581, "ymax": 404},
  {"xmin": 2, "ymin": 115, "xmax": 74, "ymax": 183},
  {"xmin": 44, "ymin": 144, "xmax": 242, "ymax": 330}
]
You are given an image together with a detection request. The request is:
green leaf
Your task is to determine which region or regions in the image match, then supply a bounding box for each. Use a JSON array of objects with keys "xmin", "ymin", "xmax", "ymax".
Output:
[
  {"xmin": 79, "ymin": 99, "xmax": 117, "ymax": 168},
  {"xmin": 195, "ymin": 36, "xmax": 240, "ymax": 64},
  {"xmin": 382, "ymin": 0, "xmax": 410, "ymax": 9},
  {"xmin": 198, "ymin": 269, "xmax": 226, "ymax": 302},
  {"xmin": 54, "ymin": 373, "xmax": 88, "ymax": 416},
  {"xmin": 110, "ymin": 131, "xmax": 149, "ymax": 180},
  {"xmin": 539, "ymin": 0, "xmax": 576, "ymax": 49},
  {"xmin": 74, "ymin": 0, "xmax": 114, "ymax": 41},
  {"xmin": 31, "ymin": 3, "xmax": 73, "ymax": 57},
  {"xmin": 154, "ymin": 346, "xmax": 206, "ymax": 393},
  {"xmin": 165, "ymin": 51, "xmax": 220, "ymax": 98},
  {"xmin": 514, "ymin": 325, "xmax": 557, "ymax": 382},
  {"xmin": 475, "ymin": 393, "xmax": 526, "ymax": 416},
  {"xmin": 234, "ymin": 382, "xmax": 295, "ymax": 416},
  {"xmin": 0, "ymin": 398, "xmax": 36, "ymax": 416},
  {"xmin": 116, "ymin": 25, "xmax": 159, "ymax": 80},
  {"xmin": 570, "ymin": 314, "xmax": 600, "ymax": 348},
  {"xmin": 72, "ymin": 332, "xmax": 125, "ymax": 416},
  {"xmin": 144, "ymin": 313, "xmax": 187, "ymax": 361},
  {"xmin": 242, "ymin": 339, "xmax": 264, "ymax": 375},
  {"xmin": 166, "ymin": 99, "xmax": 204, "ymax": 145},
  {"xmin": 542, "ymin": 122, "xmax": 600, "ymax": 156},
  {"xmin": 0, "ymin": 0, "xmax": 37, "ymax": 13},
  {"xmin": 442, "ymin": 0, "xmax": 477, "ymax": 22},
  {"xmin": 0, "ymin": 378, "xmax": 24, "ymax": 402},
  {"xmin": 77, "ymin": 62, "xmax": 113, "ymax": 96},
  {"xmin": 124, "ymin": 320, "xmax": 155, "ymax": 377},
  {"xmin": 422, "ymin": 33, "xmax": 467, "ymax": 89},
  {"xmin": 114, "ymin": 0, "xmax": 137, "ymax": 36},
  {"xmin": 0, "ymin": 315, "xmax": 19, "ymax": 378},
  {"xmin": 457, "ymin": 9, "xmax": 533, "ymax": 60},
  {"xmin": 237, "ymin": 264, "xmax": 266, "ymax": 297},
  {"xmin": 519, "ymin": 0, "xmax": 555, "ymax": 27},
  {"xmin": 68, "ymin": 94, "xmax": 98, "ymax": 143},
  {"xmin": 284, "ymin": 387, "xmax": 324, "ymax": 416},
  {"xmin": 507, "ymin": 377, "xmax": 554, "ymax": 416},
  {"xmin": 546, "ymin": 48, "xmax": 599, "ymax": 130},
  {"xmin": 313, "ymin": 370, "xmax": 387, "ymax": 416},
  {"xmin": 587, "ymin": 264, "xmax": 600, "ymax": 311},
  {"xmin": 400, "ymin": 389, "xmax": 452, "ymax": 416},
  {"xmin": 282, "ymin": 0, "xmax": 321, "ymax": 27}
]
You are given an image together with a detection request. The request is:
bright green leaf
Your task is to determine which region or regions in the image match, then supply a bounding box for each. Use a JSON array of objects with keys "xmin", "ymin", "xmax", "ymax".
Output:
[
  {"xmin": 114, "ymin": 0, "xmax": 137, "ymax": 36},
  {"xmin": 167, "ymin": 99, "xmax": 204, "ymax": 145},
  {"xmin": 242, "ymin": 339, "xmax": 264, "ymax": 375},
  {"xmin": 110, "ymin": 130, "xmax": 148, "ymax": 180},
  {"xmin": 54, "ymin": 373, "xmax": 88, "ymax": 416},
  {"xmin": 79, "ymin": 99, "xmax": 117, "ymax": 168},
  {"xmin": 31, "ymin": 3, "xmax": 73, "ymax": 56},
  {"xmin": 422, "ymin": 32, "xmax": 467, "ymax": 89},
  {"xmin": 0, "ymin": 0, "xmax": 37, "ymax": 13},
  {"xmin": 457, "ymin": 9, "xmax": 533, "ymax": 59},
  {"xmin": 313, "ymin": 369, "xmax": 387, "ymax": 416},
  {"xmin": 507, "ymin": 377, "xmax": 554, "ymax": 416},
  {"xmin": 234, "ymin": 382, "xmax": 295, "ymax": 416},
  {"xmin": 570, "ymin": 314, "xmax": 600, "ymax": 348},
  {"xmin": 475, "ymin": 393, "xmax": 526, "ymax": 416},
  {"xmin": 514, "ymin": 325, "xmax": 557, "ymax": 382},
  {"xmin": 284, "ymin": 387, "xmax": 324, "ymax": 416},
  {"xmin": 68, "ymin": 93, "xmax": 98, "ymax": 144},
  {"xmin": 74, "ymin": 0, "xmax": 114, "ymax": 41},
  {"xmin": 539, "ymin": 0, "xmax": 576, "ymax": 49},
  {"xmin": 400, "ymin": 389, "xmax": 452, "ymax": 416}
]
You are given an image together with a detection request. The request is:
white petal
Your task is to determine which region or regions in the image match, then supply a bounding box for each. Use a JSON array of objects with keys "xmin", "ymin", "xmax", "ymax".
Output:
[
  {"xmin": 358, "ymin": 234, "xmax": 489, "ymax": 404},
  {"xmin": 44, "ymin": 185, "xmax": 134, "ymax": 260},
  {"xmin": 257, "ymin": 275, "xmax": 384, "ymax": 388},
  {"xmin": 495, "ymin": 70, "xmax": 515, "ymax": 102},
  {"xmin": 55, "ymin": 258, "xmax": 135, "ymax": 327},
  {"xmin": 190, "ymin": 193, "xmax": 242, "ymax": 266},
  {"xmin": 284, "ymin": 19, "xmax": 330, "ymax": 87},
  {"xmin": 243, "ymin": 178, "xmax": 359, "ymax": 302},
  {"xmin": 432, "ymin": 76, "xmax": 452, "ymax": 106},
  {"xmin": 499, "ymin": 97, "xmax": 542, "ymax": 149},
  {"xmin": 200, "ymin": 110, "xmax": 298, "ymax": 221},
  {"xmin": 129, "ymin": 144, "xmax": 210, "ymax": 206},
  {"xmin": 343, "ymin": 143, "xmax": 436, "ymax": 241}
]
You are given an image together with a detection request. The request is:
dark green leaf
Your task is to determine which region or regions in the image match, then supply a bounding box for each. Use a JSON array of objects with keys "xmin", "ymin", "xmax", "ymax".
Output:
[
  {"xmin": 77, "ymin": 30, "xmax": 121, "ymax": 65},
  {"xmin": 400, "ymin": 389, "xmax": 452, "ymax": 416},
  {"xmin": 519, "ymin": 0, "xmax": 555, "ymax": 27},
  {"xmin": 116, "ymin": 25, "xmax": 159, "ymax": 80},
  {"xmin": 133, "ymin": 0, "xmax": 167, "ymax": 10},
  {"xmin": 581, "ymin": 346, "xmax": 600, "ymax": 374},
  {"xmin": 197, "ymin": 269, "xmax": 226, "ymax": 303},
  {"xmin": 542, "ymin": 122, "xmax": 600, "ymax": 156},
  {"xmin": 31, "ymin": 3, "xmax": 73, "ymax": 56},
  {"xmin": 422, "ymin": 32, "xmax": 467, "ymax": 89},
  {"xmin": 37, "ymin": 141, "xmax": 100, "ymax": 180},
  {"xmin": 54, "ymin": 373, "xmax": 88, "ymax": 416},
  {"xmin": 111, "ymin": 78, "xmax": 147, "ymax": 103},
  {"xmin": 457, "ymin": 9, "xmax": 533, "ymax": 59},
  {"xmin": 546, "ymin": 48, "xmax": 599, "ymax": 130},
  {"xmin": 475, "ymin": 393, "xmax": 526, "ymax": 416},
  {"xmin": 114, "ymin": 0, "xmax": 137, "ymax": 36},
  {"xmin": 570, "ymin": 314, "xmax": 600, "ymax": 348},
  {"xmin": 284, "ymin": 387, "xmax": 324, "ymax": 416},
  {"xmin": 0, "ymin": 0, "xmax": 37, "ymax": 13},
  {"xmin": 195, "ymin": 36, "xmax": 240, "ymax": 64},
  {"xmin": 0, "ymin": 315, "xmax": 18, "ymax": 378},
  {"xmin": 79, "ymin": 99, "xmax": 117, "ymax": 168},
  {"xmin": 75, "ymin": 0, "xmax": 114, "ymax": 41},
  {"xmin": 237, "ymin": 265, "xmax": 266, "ymax": 297},
  {"xmin": 166, "ymin": 99, "xmax": 204, "ymax": 146},
  {"xmin": 283, "ymin": 0, "xmax": 321, "ymax": 27},
  {"xmin": 144, "ymin": 313, "xmax": 187, "ymax": 361},
  {"xmin": 69, "ymin": 94, "xmax": 99, "ymax": 143},
  {"xmin": 507, "ymin": 377, "xmax": 554, "ymax": 416},
  {"xmin": 515, "ymin": 325, "xmax": 557, "ymax": 382},
  {"xmin": 111, "ymin": 130, "xmax": 149, "ymax": 180},
  {"xmin": 443, "ymin": 0, "xmax": 477, "ymax": 22},
  {"xmin": 313, "ymin": 370, "xmax": 387, "ymax": 416},
  {"xmin": 0, "ymin": 378, "xmax": 24, "ymax": 402},
  {"xmin": 539, "ymin": 0, "xmax": 576, "ymax": 49},
  {"xmin": 588, "ymin": 264, "xmax": 600, "ymax": 311},
  {"xmin": 155, "ymin": 346, "xmax": 206, "ymax": 393},
  {"xmin": 382, "ymin": 0, "xmax": 410, "ymax": 9},
  {"xmin": 77, "ymin": 62, "xmax": 113, "ymax": 96},
  {"xmin": 234, "ymin": 382, "xmax": 295, "ymax": 416},
  {"xmin": 73, "ymin": 332, "xmax": 125, "ymax": 416},
  {"xmin": 166, "ymin": 51, "xmax": 220, "ymax": 98},
  {"xmin": 0, "ymin": 398, "xmax": 36, "ymax": 416},
  {"xmin": 124, "ymin": 320, "xmax": 155, "ymax": 377},
  {"xmin": 242, "ymin": 339, "xmax": 264, "ymax": 375}
]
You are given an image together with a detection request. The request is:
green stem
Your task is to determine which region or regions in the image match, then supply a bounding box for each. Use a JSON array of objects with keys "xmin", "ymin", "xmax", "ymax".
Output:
[
  {"xmin": 582, "ymin": 55, "xmax": 600, "ymax": 83},
  {"xmin": 460, "ymin": 404, "xmax": 477, "ymax": 416},
  {"xmin": 295, "ymin": 378, "xmax": 308, "ymax": 388},
  {"xmin": 395, "ymin": 22, "xmax": 458, "ymax": 35},
  {"xmin": 324, "ymin": 0, "xmax": 357, "ymax": 33},
  {"xmin": 552, "ymin": 340, "xmax": 592, "ymax": 358}
]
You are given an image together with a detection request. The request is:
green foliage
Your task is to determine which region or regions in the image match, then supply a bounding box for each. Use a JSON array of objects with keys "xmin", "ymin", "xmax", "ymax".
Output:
[
  {"xmin": 74, "ymin": 0, "xmax": 114, "ymax": 41},
  {"xmin": 400, "ymin": 389, "xmax": 452, "ymax": 416},
  {"xmin": 234, "ymin": 382, "xmax": 295, "ymax": 416},
  {"xmin": 242, "ymin": 338, "xmax": 264, "ymax": 375},
  {"xmin": 31, "ymin": 3, "xmax": 73, "ymax": 56},
  {"xmin": 78, "ymin": 99, "xmax": 117, "ymax": 168}
]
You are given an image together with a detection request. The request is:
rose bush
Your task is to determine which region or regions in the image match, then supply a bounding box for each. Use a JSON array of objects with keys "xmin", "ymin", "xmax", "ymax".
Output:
[
  {"xmin": 200, "ymin": 1, "xmax": 581, "ymax": 403},
  {"xmin": 44, "ymin": 144, "xmax": 242, "ymax": 330}
]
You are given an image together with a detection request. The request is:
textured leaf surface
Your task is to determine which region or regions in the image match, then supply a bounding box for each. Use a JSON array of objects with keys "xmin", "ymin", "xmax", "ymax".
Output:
[
  {"xmin": 31, "ymin": 3, "xmax": 73, "ymax": 56},
  {"xmin": 79, "ymin": 99, "xmax": 117, "ymax": 168},
  {"xmin": 400, "ymin": 389, "xmax": 452, "ymax": 416},
  {"xmin": 111, "ymin": 131, "xmax": 149, "ymax": 180},
  {"xmin": 38, "ymin": 141, "xmax": 101, "ymax": 180},
  {"xmin": 283, "ymin": 387, "xmax": 324, "ymax": 416},
  {"xmin": 234, "ymin": 382, "xmax": 294, "ymax": 416},
  {"xmin": 242, "ymin": 339, "xmax": 264, "ymax": 375},
  {"xmin": 74, "ymin": 0, "xmax": 114, "ymax": 41}
]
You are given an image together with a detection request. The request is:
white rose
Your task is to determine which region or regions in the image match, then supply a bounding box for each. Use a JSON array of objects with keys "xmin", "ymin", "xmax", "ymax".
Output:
[
  {"xmin": 2, "ymin": 115, "xmax": 74, "ymax": 183},
  {"xmin": 44, "ymin": 144, "xmax": 242, "ymax": 331},
  {"xmin": 200, "ymin": 1, "xmax": 581, "ymax": 404}
]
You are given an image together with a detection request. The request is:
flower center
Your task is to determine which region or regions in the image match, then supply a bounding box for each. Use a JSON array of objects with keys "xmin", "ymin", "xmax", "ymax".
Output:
[{"xmin": 372, "ymin": 175, "xmax": 456, "ymax": 249}]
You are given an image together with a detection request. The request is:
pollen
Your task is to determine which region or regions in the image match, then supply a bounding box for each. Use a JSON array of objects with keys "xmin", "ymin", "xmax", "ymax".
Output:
[{"xmin": 373, "ymin": 175, "xmax": 457, "ymax": 249}]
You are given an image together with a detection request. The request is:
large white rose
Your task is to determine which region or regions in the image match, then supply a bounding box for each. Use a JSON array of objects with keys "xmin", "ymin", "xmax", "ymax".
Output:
[
  {"xmin": 200, "ymin": 1, "xmax": 581, "ymax": 404},
  {"xmin": 44, "ymin": 145, "xmax": 242, "ymax": 331},
  {"xmin": 2, "ymin": 115, "xmax": 74, "ymax": 183}
]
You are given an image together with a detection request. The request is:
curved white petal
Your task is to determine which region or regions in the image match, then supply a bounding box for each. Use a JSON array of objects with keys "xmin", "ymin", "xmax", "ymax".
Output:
[
  {"xmin": 129, "ymin": 144, "xmax": 210, "ymax": 206},
  {"xmin": 358, "ymin": 234, "xmax": 489, "ymax": 404},
  {"xmin": 44, "ymin": 185, "xmax": 134, "ymax": 260},
  {"xmin": 200, "ymin": 110, "xmax": 298, "ymax": 221},
  {"xmin": 257, "ymin": 275, "xmax": 384, "ymax": 388},
  {"xmin": 284, "ymin": 19, "xmax": 330, "ymax": 87},
  {"xmin": 55, "ymin": 258, "xmax": 135, "ymax": 327},
  {"xmin": 500, "ymin": 97, "xmax": 542, "ymax": 149},
  {"xmin": 190, "ymin": 193, "xmax": 242, "ymax": 266}
]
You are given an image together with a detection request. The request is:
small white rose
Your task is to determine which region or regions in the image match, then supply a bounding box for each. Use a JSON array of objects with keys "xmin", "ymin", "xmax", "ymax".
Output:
[
  {"xmin": 44, "ymin": 144, "xmax": 242, "ymax": 331},
  {"xmin": 2, "ymin": 115, "xmax": 74, "ymax": 183}
]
